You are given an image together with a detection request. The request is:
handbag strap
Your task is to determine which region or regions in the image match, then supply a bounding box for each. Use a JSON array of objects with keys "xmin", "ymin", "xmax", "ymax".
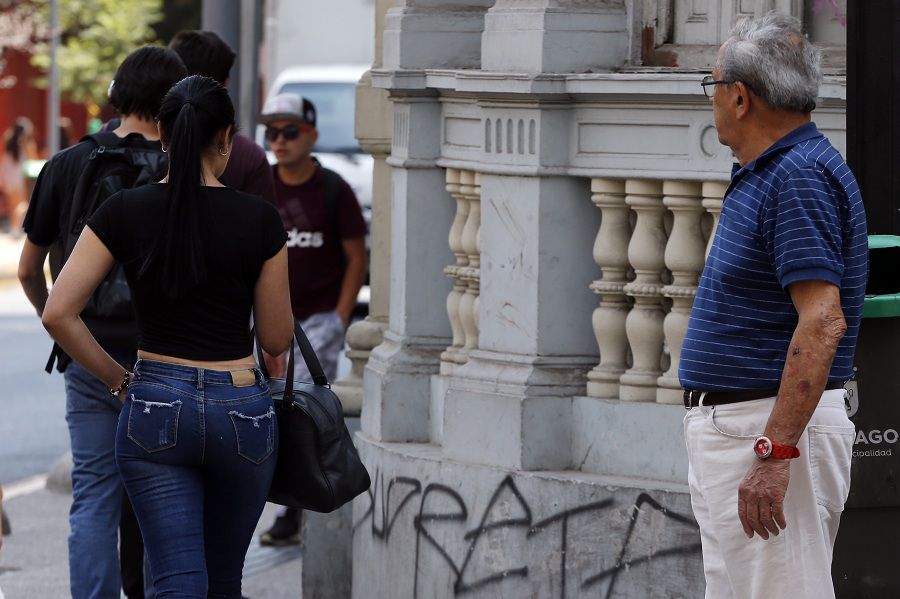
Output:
[{"xmin": 253, "ymin": 319, "xmax": 330, "ymax": 388}]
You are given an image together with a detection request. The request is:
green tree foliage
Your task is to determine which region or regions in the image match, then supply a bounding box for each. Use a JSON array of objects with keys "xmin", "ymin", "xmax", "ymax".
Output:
[{"xmin": 30, "ymin": 0, "xmax": 164, "ymax": 105}]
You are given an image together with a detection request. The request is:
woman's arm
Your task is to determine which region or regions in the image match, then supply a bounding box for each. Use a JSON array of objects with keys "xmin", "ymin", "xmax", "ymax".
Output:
[
  {"xmin": 41, "ymin": 227, "xmax": 129, "ymax": 394},
  {"xmin": 253, "ymin": 245, "xmax": 294, "ymax": 356}
]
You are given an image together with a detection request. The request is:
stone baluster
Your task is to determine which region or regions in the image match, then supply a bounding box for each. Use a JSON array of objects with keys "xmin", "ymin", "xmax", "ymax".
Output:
[
  {"xmin": 657, "ymin": 181, "xmax": 705, "ymax": 405},
  {"xmin": 702, "ymin": 181, "xmax": 727, "ymax": 258},
  {"xmin": 440, "ymin": 168, "xmax": 471, "ymax": 373},
  {"xmin": 586, "ymin": 178, "xmax": 631, "ymax": 399},
  {"xmin": 458, "ymin": 171, "xmax": 481, "ymax": 356},
  {"xmin": 619, "ymin": 179, "xmax": 667, "ymax": 402}
]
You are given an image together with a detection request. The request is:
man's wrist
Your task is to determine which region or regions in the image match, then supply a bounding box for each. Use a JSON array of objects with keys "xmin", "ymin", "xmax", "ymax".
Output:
[{"xmin": 754, "ymin": 435, "xmax": 800, "ymax": 460}]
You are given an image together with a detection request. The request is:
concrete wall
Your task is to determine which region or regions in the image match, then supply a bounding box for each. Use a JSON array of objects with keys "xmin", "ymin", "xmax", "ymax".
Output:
[{"xmin": 352, "ymin": 437, "xmax": 704, "ymax": 598}]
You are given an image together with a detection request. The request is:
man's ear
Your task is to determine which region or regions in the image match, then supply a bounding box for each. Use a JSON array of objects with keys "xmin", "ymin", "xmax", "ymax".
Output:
[{"xmin": 734, "ymin": 82, "xmax": 751, "ymax": 119}]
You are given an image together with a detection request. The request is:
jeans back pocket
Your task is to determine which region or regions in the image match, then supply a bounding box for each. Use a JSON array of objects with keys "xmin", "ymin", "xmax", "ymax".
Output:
[
  {"xmin": 229, "ymin": 407, "xmax": 276, "ymax": 464},
  {"xmin": 127, "ymin": 397, "xmax": 183, "ymax": 453}
]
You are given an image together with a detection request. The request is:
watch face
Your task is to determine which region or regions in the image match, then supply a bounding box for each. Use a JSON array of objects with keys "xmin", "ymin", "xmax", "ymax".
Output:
[{"xmin": 754, "ymin": 436, "xmax": 773, "ymax": 459}]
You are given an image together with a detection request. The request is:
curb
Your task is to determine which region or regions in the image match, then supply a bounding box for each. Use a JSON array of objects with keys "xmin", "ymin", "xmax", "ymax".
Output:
[{"xmin": 45, "ymin": 453, "xmax": 73, "ymax": 494}]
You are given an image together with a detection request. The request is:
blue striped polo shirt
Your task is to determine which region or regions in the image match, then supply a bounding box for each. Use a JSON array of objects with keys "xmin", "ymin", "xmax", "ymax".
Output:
[{"xmin": 679, "ymin": 122, "xmax": 867, "ymax": 392}]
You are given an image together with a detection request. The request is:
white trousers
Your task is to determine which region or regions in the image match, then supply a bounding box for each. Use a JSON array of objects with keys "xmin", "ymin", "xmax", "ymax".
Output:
[{"xmin": 684, "ymin": 390, "xmax": 854, "ymax": 599}]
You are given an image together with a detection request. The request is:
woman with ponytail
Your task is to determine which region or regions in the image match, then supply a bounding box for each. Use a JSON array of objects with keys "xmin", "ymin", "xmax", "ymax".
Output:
[{"xmin": 41, "ymin": 75, "xmax": 294, "ymax": 597}]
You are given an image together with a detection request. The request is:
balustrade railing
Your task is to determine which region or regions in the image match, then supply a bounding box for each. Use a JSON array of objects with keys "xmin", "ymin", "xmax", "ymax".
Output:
[{"xmin": 587, "ymin": 177, "xmax": 726, "ymax": 403}]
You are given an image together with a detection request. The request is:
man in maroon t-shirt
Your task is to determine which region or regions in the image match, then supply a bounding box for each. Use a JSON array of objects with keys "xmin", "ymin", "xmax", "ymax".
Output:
[{"xmin": 258, "ymin": 93, "xmax": 368, "ymax": 545}]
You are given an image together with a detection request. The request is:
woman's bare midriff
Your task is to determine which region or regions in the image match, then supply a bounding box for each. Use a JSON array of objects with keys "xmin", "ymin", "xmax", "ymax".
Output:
[{"xmin": 137, "ymin": 350, "xmax": 257, "ymax": 371}]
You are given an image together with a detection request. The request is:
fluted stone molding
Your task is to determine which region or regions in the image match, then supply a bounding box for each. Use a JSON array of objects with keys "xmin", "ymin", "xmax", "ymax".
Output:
[
  {"xmin": 619, "ymin": 179, "xmax": 667, "ymax": 402},
  {"xmin": 458, "ymin": 171, "xmax": 481, "ymax": 356},
  {"xmin": 383, "ymin": 0, "xmax": 493, "ymax": 70},
  {"xmin": 440, "ymin": 168, "xmax": 471, "ymax": 373},
  {"xmin": 702, "ymin": 180, "xmax": 727, "ymax": 258},
  {"xmin": 481, "ymin": 0, "xmax": 629, "ymax": 73},
  {"xmin": 657, "ymin": 181, "xmax": 705, "ymax": 405},
  {"xmin": 587, "ymin": 178, "xmax": 631, "ymax": 400}
]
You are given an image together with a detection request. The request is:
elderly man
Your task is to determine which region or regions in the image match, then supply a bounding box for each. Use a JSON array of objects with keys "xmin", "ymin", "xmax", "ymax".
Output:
[{"xmin": 680, "ymin": 12, "xmax": 866, "ymax": 599}]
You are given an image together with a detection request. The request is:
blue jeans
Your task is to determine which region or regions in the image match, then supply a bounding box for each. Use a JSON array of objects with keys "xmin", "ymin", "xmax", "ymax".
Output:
[
  {"xmin": 116, "ymin": 359, "xmax": 277, "ymax": 598},
  {"xmin": 65, "ymin": 350, "xmax": 135, "ymax": 599}
]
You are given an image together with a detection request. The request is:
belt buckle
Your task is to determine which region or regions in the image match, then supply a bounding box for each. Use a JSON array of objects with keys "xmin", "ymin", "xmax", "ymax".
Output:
[{"xmin": 683, "ymin": 390, "xmax": 702, "ymax": 410}]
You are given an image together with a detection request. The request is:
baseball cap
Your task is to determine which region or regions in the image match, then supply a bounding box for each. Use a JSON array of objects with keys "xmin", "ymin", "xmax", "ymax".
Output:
[{"xmin": 258, "ymin": 93, "xmax": 316, "ymax": 127}]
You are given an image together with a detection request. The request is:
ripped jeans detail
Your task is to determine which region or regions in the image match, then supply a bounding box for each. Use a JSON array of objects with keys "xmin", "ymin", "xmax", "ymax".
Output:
[
  {"xmin": 229, "ymin": 407, "xmax": 276, "ymax": 464},
  {"xmin": 127, "ymin": 397, "xmax": 182, "ymax": 453}
]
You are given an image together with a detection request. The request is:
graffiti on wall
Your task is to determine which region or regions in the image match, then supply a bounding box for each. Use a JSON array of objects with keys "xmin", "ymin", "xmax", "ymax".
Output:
[{"xmin": 353, "ymin": 471, "xmax": 702, "ymax": 598}]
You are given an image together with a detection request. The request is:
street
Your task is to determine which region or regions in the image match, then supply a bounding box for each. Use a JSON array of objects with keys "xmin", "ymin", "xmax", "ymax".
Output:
[{"xmin": 0, "ymin": 282, "xmax": 68, "ymax": 485}]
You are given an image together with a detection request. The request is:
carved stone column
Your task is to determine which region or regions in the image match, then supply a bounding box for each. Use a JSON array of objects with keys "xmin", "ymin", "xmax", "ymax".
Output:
[
  {"xmin": 363, "ymin": 94, "xmax": 453, "ymax": 442},
  {"xmin": 331, "ymin": 71, "xmax": 394, "ymax": 415},
  {"xmin": 587, "ymin": 178, "xmax": 631, "ymax": 400},
  {"xmin": 657, "ymin": 181, "xmax": 705, "ymax": 405},
  {"xmin": 619, "ymin": 179, "xmax": 666, "ymax": 402},
  {"xmin": 440, "ymin": 168, "xmax": 471, "ymax": 373},
  {"xmin": 458, "ymin": 171, "xmax": 481, "ymax": 357},
  {"xmin": 702, "ymin": 180, "xmax": 727, "ymax": 257}
]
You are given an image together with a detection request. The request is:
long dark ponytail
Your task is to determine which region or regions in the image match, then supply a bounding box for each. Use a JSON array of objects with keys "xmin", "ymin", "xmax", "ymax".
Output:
[{"xmin": 143, "ymin": 75, "xmax": 235, "ymax": 298}]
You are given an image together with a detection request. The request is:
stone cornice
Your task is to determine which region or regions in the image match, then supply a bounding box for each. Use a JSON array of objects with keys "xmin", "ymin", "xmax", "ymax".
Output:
[{"xmin": 372, "ymin": 68, "xmax": 847, "ymax": 103}]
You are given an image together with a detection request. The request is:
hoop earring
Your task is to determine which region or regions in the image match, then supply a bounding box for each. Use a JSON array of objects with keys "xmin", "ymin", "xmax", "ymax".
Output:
[{"xmin": 218, "ymin": 146, "xmax": 229, "ymax": 156}]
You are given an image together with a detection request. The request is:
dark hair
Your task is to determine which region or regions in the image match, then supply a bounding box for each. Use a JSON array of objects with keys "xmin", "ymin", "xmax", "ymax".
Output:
[
  {"xmin": 109, "ymin": 46, "xmax": 187, "ymax": 120},
  {"xmin": 143, "ymin": 75, "xmax": 235, "ymax": 297},
  {"xmin": 4, "ymin": 117, "xmax": 33, "ymax": 162},
  {"xmin": 169, "ymin": 30, "xmax": 236, "ymax": 85}
]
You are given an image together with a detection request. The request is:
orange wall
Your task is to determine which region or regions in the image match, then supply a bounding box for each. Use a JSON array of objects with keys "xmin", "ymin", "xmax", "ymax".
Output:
[{"xmin": 0, "ymin": 49, "xmax": 89, "ymax": 155}]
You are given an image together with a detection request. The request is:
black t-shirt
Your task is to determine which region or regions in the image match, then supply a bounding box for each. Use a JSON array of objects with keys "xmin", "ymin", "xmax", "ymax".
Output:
[
  {"xmin": 23, "ymin": 134, "xmax": 165, "ymax": 350},
  {"xmin": 87, "ymin": 184, "xmax": 286, "ymax": 361}
]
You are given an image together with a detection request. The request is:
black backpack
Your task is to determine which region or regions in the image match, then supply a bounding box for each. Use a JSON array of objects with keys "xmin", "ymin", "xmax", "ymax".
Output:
[{"xmin": 45, "ymin": 132, "xmax": 167, "ymax": 372}]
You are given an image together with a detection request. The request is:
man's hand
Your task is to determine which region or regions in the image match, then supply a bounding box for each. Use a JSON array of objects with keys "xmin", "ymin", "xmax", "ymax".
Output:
[
  {"xmin": 738, "ymin": 458, "xmax": 790, "ymax": 540},
  {"xmin": 264, "ymin": 350, "xmax": 288, "ymax": 379}
]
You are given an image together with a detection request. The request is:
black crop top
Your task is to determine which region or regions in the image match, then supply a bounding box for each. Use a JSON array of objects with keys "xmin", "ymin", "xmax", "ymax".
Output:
[{"xmin": 87, "ymin": 184, "xmax": 287, "ymax": 361}]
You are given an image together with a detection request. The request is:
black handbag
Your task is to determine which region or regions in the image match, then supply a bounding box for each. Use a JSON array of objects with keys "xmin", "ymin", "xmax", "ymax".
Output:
[{"xmin": 257, "ymin": 322, "xmax": 371, "ymax": 512}]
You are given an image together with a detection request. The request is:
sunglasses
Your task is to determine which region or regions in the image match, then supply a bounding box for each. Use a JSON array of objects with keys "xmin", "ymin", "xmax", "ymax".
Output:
[{"xmin": 265, "ymin": 124, "xmax": 307, "ymax": 142}]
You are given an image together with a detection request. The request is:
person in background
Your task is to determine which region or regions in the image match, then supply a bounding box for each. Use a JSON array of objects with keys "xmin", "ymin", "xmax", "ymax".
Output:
[
  {"xmin": 40, "ymin": 74, "xmax": 293, "ymax": 597},
  {"xmin": 18, "ymin": 46, "xmax": 187, "ymax": 599},
  {"xmin": 0, "ymin": 117, "xmax": 36, "ymax": 230},
  {"xmin": 257, "ymin": 93, "xmax": 368, "ymax": 546},
  {"xmin": 169, "ymin": 29, "xmax": 276, "ymax": 205}
]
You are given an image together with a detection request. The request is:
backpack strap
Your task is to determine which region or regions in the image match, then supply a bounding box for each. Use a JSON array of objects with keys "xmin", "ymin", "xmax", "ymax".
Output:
[
  {"xmin": 66, "ymin": 133, "xmax": 128, "ymax": 245},
  {"xmin": 320, "ymin": 168, "xmax": 345, "ymax": 263},
  {"xmin": 321, "ymin": 168, "xmax": 342, "ymax": 235}
]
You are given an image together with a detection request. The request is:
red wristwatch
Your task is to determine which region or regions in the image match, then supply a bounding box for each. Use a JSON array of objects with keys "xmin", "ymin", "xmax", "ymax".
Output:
[{"xmin": 754, "ymin": 436, "xmax": 800, "ymax": 460}]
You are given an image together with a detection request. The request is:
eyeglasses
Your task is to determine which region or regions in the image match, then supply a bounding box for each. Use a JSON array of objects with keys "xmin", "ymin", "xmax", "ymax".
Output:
[
  {"xmin": 701, "ymin": 75, "xmax": 736, "ymax": 98},
  {"xmin": 265, "ymin": 124, "xmax": 304, "ymax": 142}
]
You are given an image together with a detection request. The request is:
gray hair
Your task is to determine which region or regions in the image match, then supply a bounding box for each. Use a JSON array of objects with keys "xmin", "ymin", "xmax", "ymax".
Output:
[{"xmin": 717, "ymin": 12, "xmax": 822, "ymax": 113}]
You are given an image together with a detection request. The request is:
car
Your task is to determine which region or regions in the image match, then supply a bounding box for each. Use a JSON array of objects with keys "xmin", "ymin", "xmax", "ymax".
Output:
[{"xmin": 257, "ymin": 65, "xmax": 373, "ymax": 317}]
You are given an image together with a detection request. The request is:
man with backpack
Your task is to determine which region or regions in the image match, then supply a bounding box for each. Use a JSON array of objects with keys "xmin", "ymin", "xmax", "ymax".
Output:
[
  {"xmin": 257, "ymin": 94, "xmax": 368, "ymax": 545},
  {"xmin": 18, "ymin": 46, "xmax": 186, "ymax": 599}
]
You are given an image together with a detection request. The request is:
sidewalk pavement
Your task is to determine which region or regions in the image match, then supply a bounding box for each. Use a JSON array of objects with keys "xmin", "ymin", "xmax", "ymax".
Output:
[{"xmin": 0, "ymin": 468, "xmax": 303, "ymax": 598}]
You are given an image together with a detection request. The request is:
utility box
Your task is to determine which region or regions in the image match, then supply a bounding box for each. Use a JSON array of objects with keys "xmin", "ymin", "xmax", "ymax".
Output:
[{"xmin": 834, "ymin": 235, "xmax": 900, "ymax": 598}]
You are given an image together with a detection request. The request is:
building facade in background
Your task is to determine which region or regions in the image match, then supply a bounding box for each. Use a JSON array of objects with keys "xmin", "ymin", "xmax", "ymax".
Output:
[{"xmin": 342, "ymin": 1, "xmax": 849, "ymax": 596}]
